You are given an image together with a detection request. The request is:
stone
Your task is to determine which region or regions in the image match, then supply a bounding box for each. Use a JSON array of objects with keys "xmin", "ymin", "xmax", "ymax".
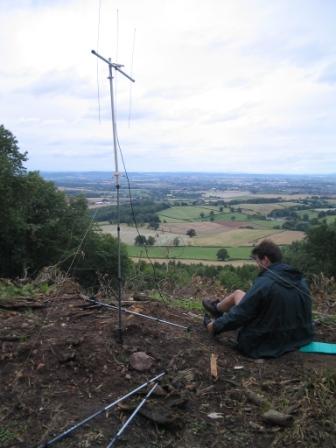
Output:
[
  {"xmin": 129, "ymin": 352, "xmax": 154, "ymax": 371},
  {"xmin": 262, "ymin": 409, "xmax": 293, "ymax": 427}
]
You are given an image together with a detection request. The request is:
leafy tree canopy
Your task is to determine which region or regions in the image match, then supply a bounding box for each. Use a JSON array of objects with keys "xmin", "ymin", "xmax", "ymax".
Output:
[
  {"xmin": 216, "ymin": 248, "xmax": 229, "ymax": 261},
  {"xmin": 186, "ymin": 228, "xmax": 196, "ymax": 238},
  {"xmin": 0, "ymin": 125, "xmax": 129, "ymax": 287},
  {"xmin": 284, "ymin": 220, "xmax": 336, "ymax": 278}
]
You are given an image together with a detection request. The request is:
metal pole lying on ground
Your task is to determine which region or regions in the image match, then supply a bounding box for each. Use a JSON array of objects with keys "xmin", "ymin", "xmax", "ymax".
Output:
[
  {"xmin": 106, "ymin": 383, "xmax": 159, "ymax": 448},
  {"xmin": 87, "ymin": 297, "xmax": 190, "ymax": 331},
  {"xmin": 91, "ymin": 49, "xmax": 135, "ymax": 344},
  {"xmin": 37, "ymin": 372, "xmax": 165, "ymax": 448}
]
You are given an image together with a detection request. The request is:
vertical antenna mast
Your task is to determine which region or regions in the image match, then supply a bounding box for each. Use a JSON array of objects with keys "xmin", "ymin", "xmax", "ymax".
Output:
[{"xmin": 91, "ymin": 50, "xmax": 135, "ymax": 344}]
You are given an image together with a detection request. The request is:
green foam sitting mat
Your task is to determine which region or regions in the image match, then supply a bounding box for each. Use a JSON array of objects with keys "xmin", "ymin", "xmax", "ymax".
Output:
[{"xmin": 299, "ymin": 341, "xmax": 336, "ymax": 354}]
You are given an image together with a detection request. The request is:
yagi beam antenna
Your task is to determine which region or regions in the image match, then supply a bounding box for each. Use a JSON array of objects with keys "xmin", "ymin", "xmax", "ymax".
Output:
[
  {"xmin": 91, "ymin": 50, "xmax": 135, "ymax": 82},
  {"xmin": 91, "ymin": 49, "xmax": 135, "ymax": 344}
]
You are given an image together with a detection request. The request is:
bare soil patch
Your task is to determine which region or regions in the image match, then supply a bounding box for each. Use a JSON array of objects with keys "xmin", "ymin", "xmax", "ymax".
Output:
[
  {"xmin": 253, "ymin": 230, "xmax": 306, "ymax": 245},
  {"xmin": 1, "ymin": 285, "xmax": 335, "ymax": 448},
  {"xmin": 160, "ymin": 221, "xmax": 225, "ymax": 235}
]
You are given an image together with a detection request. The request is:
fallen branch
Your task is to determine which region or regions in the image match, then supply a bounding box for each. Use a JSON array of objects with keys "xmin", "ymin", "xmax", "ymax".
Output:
[
  {"xmin": 0, "ymin": 302, "xmax": 46, "ymax": 310},
  {"xmin": 0, "ymin": 335, "xmax": 22, "ymax": 342}
]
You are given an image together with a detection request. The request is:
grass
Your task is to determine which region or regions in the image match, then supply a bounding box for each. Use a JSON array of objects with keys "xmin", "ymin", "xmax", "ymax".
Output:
[
  {"xmin": 158, "ymin": 206, "xmax": 228, "ymax": 222},
  {"xmin": 324, "ymin": 215, "xmax": 336, "ymax": 225},
  {"xmin": 150, "ymin": 290, "xmax": 204, "ymax": 312},
  {"xmin": 0, "ymin": 426, "xmax": 18, "ymax": 445},
  {"xmin": 0, "ymin": 281, "xmax": 50, "ymax": 300},
  {"xmin": 158, "ymin": 205, "xmax": 284, "ymax": 227},
  {"xmin": 127, "ymin": 245, "xmax": 252, "ymax": 260},
  {"xmin": 158, "ymin": 205, "xmax": 258, "ymax": 223},
  {"xmin": 239, "ymin": 202, "xmax": 301, "ymax": 214}
]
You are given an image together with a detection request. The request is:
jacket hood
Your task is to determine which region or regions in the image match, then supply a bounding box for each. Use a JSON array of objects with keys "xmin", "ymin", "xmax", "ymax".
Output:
[{"xmin": 262, "ymin": 263, "xmax": 303, "ymax": 289}]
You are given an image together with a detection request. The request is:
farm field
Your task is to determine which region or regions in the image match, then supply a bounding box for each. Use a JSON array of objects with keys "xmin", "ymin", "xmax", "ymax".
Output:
[
  {"xmin": 193, "ymin": 228, "xmax": 305, "ymax": 246},
  {"xmin": 131, "ymin": 257, "xmax": 255, "ymax": 267},
  {"xmin": 239, "ymin": 202, "xmax": 301, "ymax": 214},
  {"xmin": 158, "ymin": 205, "xmax": 221, "ymax": 222},
  {"xmin": 158, "ymin": 206, "xmax": 282, "ymax": 226},
  {"xmin": 101, "ymin": 214, "xmax": 305, "ymax": 263},
  {"xmin": 98, "ymin": 191, "xmax": 336, "ymax": 264},
  {"xmin": 202, "ymin": 191, "xmax": 313, "ymax": 200},
  {"xmin": 127, "ymin": 245, "xmax": 252, "ymax": 260}
]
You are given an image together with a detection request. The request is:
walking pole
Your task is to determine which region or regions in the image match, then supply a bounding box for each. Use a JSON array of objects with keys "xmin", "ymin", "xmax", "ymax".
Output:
[
  {"xmin": 87, "ymin": 296, "xmax": 190, "ymax": 330},
  {"xmin": 37, "ymin": 373, "xmax": 165, "ymax": 448},
  {"xmin": 106, "ymin": 383, "xmax": 159, "ymax": 448}
]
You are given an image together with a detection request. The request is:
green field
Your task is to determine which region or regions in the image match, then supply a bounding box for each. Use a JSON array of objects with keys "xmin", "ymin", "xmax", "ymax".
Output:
[
  {"xmin": 127, "ymin": 245, "xmax": 252, "ymax": 260},
  {"xmin": 158, "ymin": 206, "xmax": 227, "ymax": 222},
  {"xmin": 158, "ymin": 206, "xmax": 283, "ymax": 228},
  {"xmin": 101, "ymin": 202, "xmax": 310, "ymax": 264},
  {"xmin": 325, "ymin": 215, "xmax": 336, "ymax": 224}
]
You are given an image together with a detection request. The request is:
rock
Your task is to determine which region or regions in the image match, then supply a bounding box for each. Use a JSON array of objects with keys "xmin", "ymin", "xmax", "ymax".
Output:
[
  {"xmin": 133, "ymin": 292, "xmax": 148, "ymax": 301},
  {"xmin": 244, "ymin": 389, "xmax": 268, "ymax": 406},
  {"xmin": 129, "ymin": 352, "xmax": 154, "ymax": 371},
  {"xmin": 139, "ymin": 404, "xmax": 179, "ymax": 427},
  {"xmin": 207, "ymin": 412, "xmax": 224, "ymax": 419},
  {"xmin": 262, "ymin": 409, "xmax": 293, "ymax": 427}
]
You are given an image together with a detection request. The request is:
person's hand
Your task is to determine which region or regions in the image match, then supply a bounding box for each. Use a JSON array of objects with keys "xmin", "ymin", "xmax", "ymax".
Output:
[
  {"xmin": 203, "ymin": 313, "xmax": 211, "ymax": 328},
  {"xmin": 203, "ymin": 314, "xmax": 214, "ymax": 334}
]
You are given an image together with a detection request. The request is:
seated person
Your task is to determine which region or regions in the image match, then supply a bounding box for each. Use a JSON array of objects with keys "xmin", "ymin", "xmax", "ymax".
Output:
[{"xmin": 203, "ymin": 240, "xmax": 314, "ymax": 358}]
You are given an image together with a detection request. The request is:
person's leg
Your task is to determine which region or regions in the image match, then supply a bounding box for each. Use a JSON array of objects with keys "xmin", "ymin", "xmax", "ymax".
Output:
[{"xmin": 216, "ymin": 289, "xmax": 245, "ymax": 313}]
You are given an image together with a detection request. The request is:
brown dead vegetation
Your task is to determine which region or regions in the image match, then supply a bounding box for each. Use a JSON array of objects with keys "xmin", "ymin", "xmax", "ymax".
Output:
[{"xmin": 0, "ymin": 279, "xmax": 335, "ymax": 448}]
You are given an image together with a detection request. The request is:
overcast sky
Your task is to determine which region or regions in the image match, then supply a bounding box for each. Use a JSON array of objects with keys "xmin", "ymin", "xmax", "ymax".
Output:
[{"xmin": 1, "ymin": 0, "xmax": 336, "ymax": 173}]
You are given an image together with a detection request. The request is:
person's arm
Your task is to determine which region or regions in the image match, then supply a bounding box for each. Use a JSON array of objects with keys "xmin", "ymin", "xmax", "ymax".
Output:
[{"xmin": 208, "ymin": 277, "xmax": 270, "ymax": 335}]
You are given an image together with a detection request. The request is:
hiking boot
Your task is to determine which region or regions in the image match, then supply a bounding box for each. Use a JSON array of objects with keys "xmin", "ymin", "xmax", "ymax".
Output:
[{"xmin": 202, "ymin": 298, "xmax": 222, "ymax": 318}]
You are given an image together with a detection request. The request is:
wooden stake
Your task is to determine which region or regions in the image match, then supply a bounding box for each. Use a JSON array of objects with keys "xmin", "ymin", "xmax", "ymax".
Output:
[{"xmin": 210, "ymin": 353, "xmax": 218, "ymax": 380}]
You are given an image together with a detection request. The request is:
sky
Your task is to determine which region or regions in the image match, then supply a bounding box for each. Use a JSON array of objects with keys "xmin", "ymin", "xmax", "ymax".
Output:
[{"xmin": 1, "ymin": 0, "xmax": 336, "ymax": 174}]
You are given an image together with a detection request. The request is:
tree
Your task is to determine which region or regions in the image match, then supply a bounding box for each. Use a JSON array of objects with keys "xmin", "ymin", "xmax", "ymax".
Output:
[
  {"xmin": 134, "ymin": 235, "xmax": 147, "ymax": 246},
  {"xmin": 0, "ymin": 125, "xmax": 27, "ymax": 177},
  {"xmin": 148, "ymin": 220, "xmax": 159, "ymax": 230},
  {"xmin": 147, "ymin": 236, "xmax": 156, "ymax": 246},
  {"xmin": 217, "ymin": 248, "xmax": 229, "ymax": 261},
  {"xmin": 0, "ymin": 125, "xmax": 129, "ymax": 287},
  {"xmin": 148, "ymin": 215, "xmax": 160, "ymax": 230},
  {"xmin": 284, "ymin": 220, "xmax": 336, "ymax": 278},
  {"xmin": 173, "ymin": 237, "xmax": 180, "ymax": 246},
  {"xmin": 0, "ymin": 125, "xmax": 28, "ymax": 276},
  {"xmin": 186, "ymin": 228, "xmax": 196, "ymax": 238}
]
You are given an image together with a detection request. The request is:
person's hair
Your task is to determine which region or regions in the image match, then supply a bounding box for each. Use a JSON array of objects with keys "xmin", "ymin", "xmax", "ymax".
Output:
[{"xmin": 251, "ymin": 239, "xmax": 282, "ymax": 263}]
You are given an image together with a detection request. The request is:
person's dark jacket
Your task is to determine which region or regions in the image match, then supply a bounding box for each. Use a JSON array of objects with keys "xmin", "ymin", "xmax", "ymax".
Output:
[{"xmin": 212, "ymin": 263, "xmax": 314, "ymax": 358}]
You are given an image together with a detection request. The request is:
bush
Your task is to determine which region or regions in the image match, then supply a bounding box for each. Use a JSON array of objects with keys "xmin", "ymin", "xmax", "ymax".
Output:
[
  {"xmin": 186, "ymin": 228, "xmax": 196, "ymax": 237},
  {"xmin": 219, "ymin": 270, "xmax": 242, "ymax": 290},
  {"xmin": 216, "ymin": 248, "xmax": 229, "ymax": 261}
]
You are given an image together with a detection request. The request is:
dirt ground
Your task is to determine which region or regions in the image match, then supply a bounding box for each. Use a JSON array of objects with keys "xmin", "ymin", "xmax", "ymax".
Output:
[{"xmin": 1, "ymin": 281, "xmax": 336, "ymax": 448}]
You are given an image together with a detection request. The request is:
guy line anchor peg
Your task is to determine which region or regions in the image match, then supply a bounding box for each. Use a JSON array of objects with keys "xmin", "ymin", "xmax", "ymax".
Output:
[{"xmin": 91, "ymin": 49, "xmax": 135, "ymax": 344}]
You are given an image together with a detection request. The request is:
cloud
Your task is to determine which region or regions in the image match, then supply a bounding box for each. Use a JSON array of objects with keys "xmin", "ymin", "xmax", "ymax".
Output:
[
  {"xmin": 318, "ymin": 63, "xmax": 336, "ymax": 85},
  {"xmin": 0, "ymin": 0, "xmax": 336, "ymax": 173},
  {"xmin": 19, "ymin": 70, "xmax": 96, "ymax": 99}
]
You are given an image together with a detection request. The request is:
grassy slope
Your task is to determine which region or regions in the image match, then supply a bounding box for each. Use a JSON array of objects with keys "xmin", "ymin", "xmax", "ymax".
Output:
[
  {"xmin": 127, "ymin": 245, "xmax": 252, "ymax": 260},
  {"xmin": 101, "ymin": 203, "xmax": 308, "ymax": 262}
]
